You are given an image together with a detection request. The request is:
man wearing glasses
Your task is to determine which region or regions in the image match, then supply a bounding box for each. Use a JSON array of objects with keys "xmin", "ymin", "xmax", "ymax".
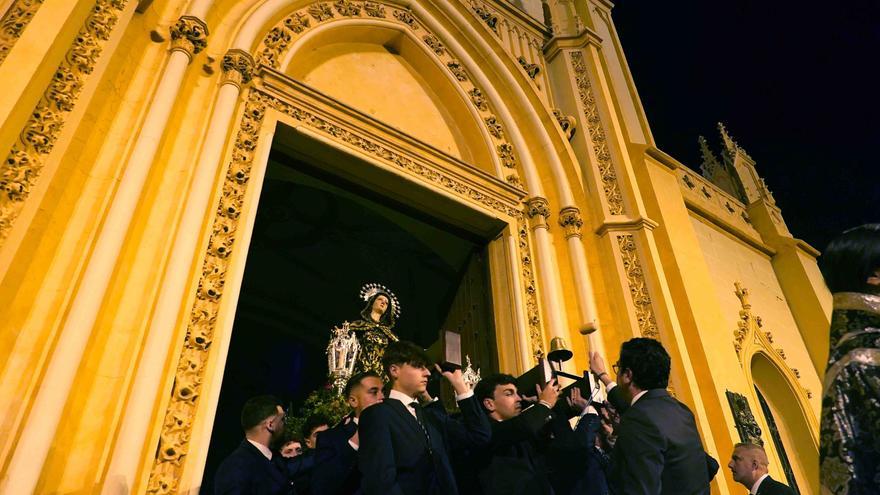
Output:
[
  {"xmin": 214, "ymin": 395, "xmax": 300, "ymax": 494},
  {"xmin": 590, "ymin": 338, "xmax": 719, "ymax": 495}
]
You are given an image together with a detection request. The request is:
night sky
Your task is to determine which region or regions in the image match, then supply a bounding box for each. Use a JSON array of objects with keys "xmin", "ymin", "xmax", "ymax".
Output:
[{"xmin": 611, "ymin": 1, "xmax": 878, "ymax": 252}]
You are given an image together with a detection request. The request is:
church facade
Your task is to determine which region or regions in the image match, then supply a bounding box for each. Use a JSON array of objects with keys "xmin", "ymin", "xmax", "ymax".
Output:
[{"xmin": 0, "ymin": 0, "xmax": 827, "ymax": 493}]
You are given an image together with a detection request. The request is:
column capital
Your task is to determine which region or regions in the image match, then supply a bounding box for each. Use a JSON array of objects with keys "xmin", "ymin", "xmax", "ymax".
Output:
[
  {"xmin": 221, "ymin": 49, "xmax": 255, "ymax": 87},
  {"xmin": 526, "ymin": 196, "xmax": 550, "ymax": 230},
  {"xmin": 170, "ymin": 15, "xmax": 208, "ymax": 59},
  {"xmin": 558, "ymin": 206, "xmax": 583, "ymax": 239}
]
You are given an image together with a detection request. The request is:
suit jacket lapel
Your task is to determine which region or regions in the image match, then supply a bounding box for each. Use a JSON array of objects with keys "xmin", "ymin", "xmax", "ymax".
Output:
[{"xmin": 387, "ymin": 399, "xmax": 428, "ymax": 443}]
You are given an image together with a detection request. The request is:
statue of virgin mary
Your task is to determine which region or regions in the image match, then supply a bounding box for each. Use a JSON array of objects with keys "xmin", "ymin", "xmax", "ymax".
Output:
[{"xmin": 349, "ymin": 283, "xmax": 400, "ymax": 375}]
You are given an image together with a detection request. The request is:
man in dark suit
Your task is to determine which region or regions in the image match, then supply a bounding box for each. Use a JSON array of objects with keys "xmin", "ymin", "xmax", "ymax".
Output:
[
  {"xmin": 728, "ymin": 443, "xmax": 795, "ymax": 495},
  {"xmin": 358, "ymin": 340, "xmax": 491, "ymax": 495},
  {"xmin": 214, "ymin": 395, "xmax": 296, "ymax": 494},
  {"xmin": 311, "ymin": 371, "xmax": 385, "ymax": 495},
  {"xmin": 590, "ymin": 338, "xmax": 720, "ymax": 495}
]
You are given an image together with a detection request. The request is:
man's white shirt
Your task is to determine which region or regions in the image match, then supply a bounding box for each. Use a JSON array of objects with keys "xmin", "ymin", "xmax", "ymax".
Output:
[
  {"xmin": 750, "ymin": 473, "xmax": 770, "ymax": 494},
  {"xmin": 247, "ymin": 438, "xmax": 273, "ymax": 460}
]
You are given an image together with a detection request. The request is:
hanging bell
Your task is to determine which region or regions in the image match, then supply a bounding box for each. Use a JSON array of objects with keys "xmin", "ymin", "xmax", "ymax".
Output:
[{"xmin": 547, "ymin": 337, "xmax": 573, "ymax": 363}]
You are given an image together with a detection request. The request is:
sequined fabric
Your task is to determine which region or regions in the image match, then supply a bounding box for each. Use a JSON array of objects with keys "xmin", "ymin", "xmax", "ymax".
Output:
[
  {"xmin": 820, "ymin": 292, "xmax": 880, "ymax": 495},
  {"xmin": 349, "ymin": 319, "xmax": 399, "ymax": 376}
]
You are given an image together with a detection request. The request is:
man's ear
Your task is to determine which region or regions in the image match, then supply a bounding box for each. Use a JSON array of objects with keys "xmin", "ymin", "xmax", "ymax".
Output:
[
  {"xmin": 388, "ymin": 364, "xmax": 400, "ymax": 379},
  {"xmin": 482, "ymin": 397, "xmax": 495, "ymax": 412},
  {"xmin": 347, "ymin": 395, "xmax": 357, "ymax": 408}
]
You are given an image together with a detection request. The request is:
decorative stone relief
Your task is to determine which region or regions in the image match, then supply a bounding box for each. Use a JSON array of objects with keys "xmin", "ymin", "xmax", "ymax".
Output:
[
  {"xmin": 484, "ymin": 116, "xmax": 503, "ymax": 138},
  {"xmin": 552, "ymin": 109, "xmax": 577, "ymax": 141},
  {"xmin": 0, "ymin": 0, "xmax": 129, "ymax": 246},
  {"xmin": 170, "ymin": 15, "xmax": 208, "ymax": 56},
  {"xmin": 254, "ymin": 2, "xmax": 523, "ymax": 190},
  {"xmin": 472, "ymin": 4, "xmax": 498, "ymax": 33},
  {"xmin": 307, "ymin": 2, "xmax": 334, "ymax": 22},
  {"xmin": 468, "ymin": 87, "xmax": 488, "ymax": 111},
  {"xmin": 149, "ymin": 86, "xmax": 542, "ymax": 482},
  {"xmin": 0, "ymin": 0, "xmax": 46, "ymax": 65},
  {"xmin": 333, "ymin": 0, "xmax": 360, "ymax": 16},
  {"xmin": 617, "ymin": 234, "xmax": 659, "ymax": 338},
  {"xmin": 505, "ymin": 174, "xmax": 523, "ymax": 189},
  {"xmin": 447, "ymin": 60, "xmax": 468, "ymax": 81},
  {"xmin": 558, "ymin": 206, "xmax": 583, "ymax": 239},
  {"xmin": 517, "ymin": 56, "xmax": 540, "ymax": 79},
  {"xmin": 363, "ymin": 1, "xmax": 385, "ymax": 17},
  {"xmin": 726, "ymin": 390, "xmax": 763, "ymax": 446},
  {"xmin": 518, "ymin": 218, "xmax": 545, "ymax": 361},
  {"xmin": 221, "ymin": 49, "xmax": 255, "ymax": 86},
  {"xmin": 422, "ymin": 34, "xmax": 445, "ymax": 56},
  {"xmin": 526, "ymin": 196, "xmax": 550, "ymax": 231},
  {"xmin": 497, "ymin": 143, "xmax": 516, "ymax": 169},
  {"xmin": 682, "ymin": 174, "xmax": 696, "ymax": 189},
  {"xmin": 569, "ymin": 51, "xmax": 624, "ymax": 215}
]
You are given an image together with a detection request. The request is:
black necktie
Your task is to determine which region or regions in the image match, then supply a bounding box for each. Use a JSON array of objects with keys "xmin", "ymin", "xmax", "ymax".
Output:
[{"xmin": 409, "ymin": 401, "xmax": 433, "ymax": 454}]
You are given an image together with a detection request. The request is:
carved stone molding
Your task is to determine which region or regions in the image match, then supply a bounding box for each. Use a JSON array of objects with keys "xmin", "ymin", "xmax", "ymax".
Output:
[
  {"xmin": 148, "ymin": 87, "xmax": 541, "ymax": 484},
  {"xmin": 518, "ymin": 218, "xmax": 544, "ymax": 361},
  {"xmin": 0, "ymin": 0, "xmax": 46, "ymax": 65},
  {"xmin": 253, "ymin": 2, "xmax": 521, "ymax": 184},
  {"xmin": 558, "ymin": 206, "xmax": 583, "ymax": 239},
  {"xmin": 616, "ymin": 234, "xmax": 659, "ymax": 338},
  {"xmin": 526, "ymin": 196, "xmax": 550, "ymax": 230},
  {"xmin": 517, "ymin": 56, "xmax": 540, "ymax": 79},
  {"xmin": 569, "ymin": 51, "xmax": 625, "ymax": 215},
  {"xmin": 726, "ymin": 390, "xmax": 763, "ymax": 445},
  {"xmin": 552, "ymin": 108, "xmax": 577, "ymax": 141},
  {"xmin": 220, "ymin": 49, "xmax": 255, "ymax": 86},
  {"xmin": 170, "ymin": 15, "xmax": 208, "ymax": 58},
  {"xmin": 0, "ymin": 0, "xmax": 129, "ymax": 246}
]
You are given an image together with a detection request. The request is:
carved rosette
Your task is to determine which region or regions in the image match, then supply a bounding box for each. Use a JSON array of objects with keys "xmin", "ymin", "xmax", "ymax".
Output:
[
  {"xmin": 616, "ymin": 234, "xmax": 659, "ymax": 338},
  {"xmin": 0, "ymin": 0, "xmax": 129, "ymax": 246},
  {"xmin": 526, "ymin": 196, "xmax": 550, "ymax": 230},
  {"xmin": 552, "ymin": 109, "xmax": 577, "ymax": 141},
  {"xmin": 569, "ymin": 51, "xmax": 624, "ymax": 215},
  {"xmin": 518, "ymin": 217, "xmax": 544, "ymax": 360},
  {"xmin": 0, "ymin": 0, "xmax": 47, "ymax": 65},
  {"xmin": 422, "ymin": 34, "xmax": 445, "ymax": 56},
  {"xmin": 220, "ymin": 49, "xmax": 255, "ymax": 86},
  {"xmin": 170, "ymin": 15, "xmax": 208, "ymax": 58},
  {"xmin": 558, "ymin": 206, "xmax": 583, "ymax": 239}
]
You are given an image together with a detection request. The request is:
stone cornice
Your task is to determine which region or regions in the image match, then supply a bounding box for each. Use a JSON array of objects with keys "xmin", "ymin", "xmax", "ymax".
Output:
[
  {"xmin": 543, "ymin": 28, "xmax": 603, "ymax": 62},
  {"xmin": 594, "ymin": 217, "xmax": 658, "ymax": 236}
]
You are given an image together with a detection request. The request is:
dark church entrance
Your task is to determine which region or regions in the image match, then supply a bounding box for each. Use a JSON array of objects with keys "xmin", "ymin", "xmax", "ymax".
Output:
[{"xmin": 201, "ymin": 138, "xmax": 500, "ymax": 491}]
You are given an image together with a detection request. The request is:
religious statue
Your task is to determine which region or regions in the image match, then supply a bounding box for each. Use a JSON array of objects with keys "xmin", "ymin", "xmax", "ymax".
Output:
[{"xmin": 348, "ymin": 283, "xmax": 401, "ymax": 375}]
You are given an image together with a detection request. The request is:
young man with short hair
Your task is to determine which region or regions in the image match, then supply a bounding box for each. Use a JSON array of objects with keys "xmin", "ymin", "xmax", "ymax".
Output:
[
  {"xmin": 358, "ymin": 340, "xmax": 491, "ymax": 495},
  {"xmin": 728, "ymin": 443, "xmax": 795, "ymax": 495},
  {"xmin": 214, "ymin": 395, "xmax": 294, "ymax": 494},
  {"xmin": 311, "ymin": 371, "xmax": 385, "ymax": 495},
  {"xmin": 474, "ymin": 372, "xmax": 595, "ymax": 495}
]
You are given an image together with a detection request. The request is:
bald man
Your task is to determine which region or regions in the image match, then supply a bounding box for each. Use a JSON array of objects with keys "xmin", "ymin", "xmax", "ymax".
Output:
[{"xmin": 727, "ymin": 443, "xmax": 795, "ymax": 495}]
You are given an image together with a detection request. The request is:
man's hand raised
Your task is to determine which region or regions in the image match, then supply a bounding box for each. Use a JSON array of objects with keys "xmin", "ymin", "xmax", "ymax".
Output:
[{"xmin": 536, "ymin": 378, "xmax": 560, "ymax": 409}]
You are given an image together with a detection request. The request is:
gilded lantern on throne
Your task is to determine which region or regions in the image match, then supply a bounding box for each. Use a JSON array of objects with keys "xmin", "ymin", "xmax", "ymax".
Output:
[{"xmin": 327, "ymin": 321, "xmax": 360, "ymax": 394}]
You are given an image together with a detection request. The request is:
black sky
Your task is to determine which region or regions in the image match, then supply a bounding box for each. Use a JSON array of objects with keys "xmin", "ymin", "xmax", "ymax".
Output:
[{"xmin": 610, "ymin": 1, "xmax": 878, "ymax": 252}]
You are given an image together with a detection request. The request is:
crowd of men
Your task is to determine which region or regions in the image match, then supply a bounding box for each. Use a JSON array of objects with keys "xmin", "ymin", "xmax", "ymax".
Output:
[{"xmin": 213, "ymin": 337, "xmax": 796, "ymax": 495}]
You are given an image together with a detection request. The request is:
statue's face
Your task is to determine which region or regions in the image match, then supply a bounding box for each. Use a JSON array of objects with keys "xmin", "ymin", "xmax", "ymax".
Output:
[{"xmin": 372, "ymin": 295, "xmax": 389, "ymax": 315}]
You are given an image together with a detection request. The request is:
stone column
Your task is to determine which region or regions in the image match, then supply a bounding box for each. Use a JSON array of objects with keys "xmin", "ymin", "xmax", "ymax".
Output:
[
  {"xmin": 0, "ymin": 15, "xmax": 207, "ymax": 495},
  {"xmin": 101, "ymin": 48, "xmax": 251, "ymax": 495},
  {"xmin": 559, "ymin": 206, "xmax": 605, "ymax": 356}
]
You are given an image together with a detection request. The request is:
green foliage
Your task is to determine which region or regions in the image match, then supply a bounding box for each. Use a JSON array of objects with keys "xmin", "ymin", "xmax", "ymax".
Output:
[{"xmin": 284, "ymin": 385, "xmax": 350, "ymax": 439}]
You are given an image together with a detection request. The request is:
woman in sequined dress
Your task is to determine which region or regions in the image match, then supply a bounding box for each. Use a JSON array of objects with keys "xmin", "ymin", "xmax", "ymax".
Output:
[
  {"xmin": 349, "ymin": 284, "xmax": 400, "ymax": 376},
  {"xmin": 819, "ymin": 224, "xmax": 880, "ymax": 495}
]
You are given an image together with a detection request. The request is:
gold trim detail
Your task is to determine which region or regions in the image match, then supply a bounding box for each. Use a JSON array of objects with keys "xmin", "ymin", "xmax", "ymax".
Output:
[
  {"xmin": 0, "ymin": 0, "xmax": 46, "ymax": 65},
  {"xmin": 253, "ymin": 1, "xmax": 524, "ymax": 189},
  {"xmin": 0, "ymin": 0, "xmax": 129, "ymax": 246},
  {"xmin": 569, "ymin": 50, "xmax": 624, "ymax": 215},
  {"xmin": 147, "ymin": 86, "xmax": 542, "ymax": 485},
  {"xmin": 617, "ymin": 234, "xmax": 658, "ymax": 338},
  {"xmin": 558, "ymin": 206, "xmax": 583, "ymax": 239}
]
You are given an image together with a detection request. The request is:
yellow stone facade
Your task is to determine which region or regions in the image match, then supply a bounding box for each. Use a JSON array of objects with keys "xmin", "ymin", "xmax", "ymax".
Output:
[{"xmin": 0, "ymin": 0, "xmax": 828, "ymax": 493}]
